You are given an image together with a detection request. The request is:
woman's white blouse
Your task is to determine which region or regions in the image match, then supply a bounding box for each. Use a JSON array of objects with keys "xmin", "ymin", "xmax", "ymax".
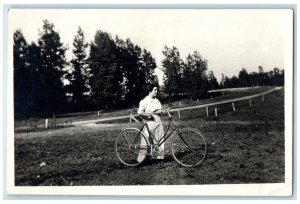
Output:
[{"xmin": 138, "ymin": 96, "xmax": 162, "ymax": 115}]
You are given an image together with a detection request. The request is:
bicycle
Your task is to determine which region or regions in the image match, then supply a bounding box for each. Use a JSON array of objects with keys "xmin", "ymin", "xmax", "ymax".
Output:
[{"xmin": 115, "ymin": 109, "xmax": 208, "ymax": 167}]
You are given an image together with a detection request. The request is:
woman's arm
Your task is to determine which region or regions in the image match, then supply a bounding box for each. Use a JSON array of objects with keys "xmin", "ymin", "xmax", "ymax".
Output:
[
  {"xmin": 153, "ymin": 108, "xmax": 167, "ymax": 115},
  {"xmin": 138, "ymin": 112, "xmax": 153, "ymax": 119}
]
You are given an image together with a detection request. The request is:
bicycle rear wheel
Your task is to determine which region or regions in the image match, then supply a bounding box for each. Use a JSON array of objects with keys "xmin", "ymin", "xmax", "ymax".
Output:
[
  {"xmin": 171, "ymin": 128, "xmax": 207, "ymax": 167},
  {"xmin": 115, "ymin": 128, "xmax": 149, "ymax": 166}
]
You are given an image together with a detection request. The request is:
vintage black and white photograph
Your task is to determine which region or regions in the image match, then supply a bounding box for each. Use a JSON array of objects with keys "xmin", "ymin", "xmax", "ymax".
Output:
[{"xmin": 7, "ymin": 8, "xmax": 293, "ymax": 196}]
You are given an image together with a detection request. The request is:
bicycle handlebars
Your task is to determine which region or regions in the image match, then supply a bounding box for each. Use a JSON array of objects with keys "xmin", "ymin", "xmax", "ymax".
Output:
[
  {"xmin": 156, "ymin": 108, "xmax": 172, "ymax": 118},
  {"xmin": 153, "ymin": 108, "xmax": 172, "ymax": 118}
]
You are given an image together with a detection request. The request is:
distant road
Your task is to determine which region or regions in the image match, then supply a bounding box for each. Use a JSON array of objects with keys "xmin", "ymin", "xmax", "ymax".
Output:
[
  {"xmin": 72, "ymin": 115, "xmax": 131, "ymax": 126},
  {"xmin": 73, "ymin": 87, "xmax": 283, "ymax": 126}
]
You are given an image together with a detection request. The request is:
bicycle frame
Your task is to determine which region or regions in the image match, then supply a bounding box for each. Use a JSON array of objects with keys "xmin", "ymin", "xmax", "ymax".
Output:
[
  {"xmin": 138, "ymin": 116, "xmax": 179, "ymax": 148},
  {"xmin": 116, "ymin": 109, "xmax": 207, "ymax": 167}
]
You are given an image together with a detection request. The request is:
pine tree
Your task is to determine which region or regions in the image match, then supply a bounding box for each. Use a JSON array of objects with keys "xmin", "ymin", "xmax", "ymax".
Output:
[
  {"xmin": 13, "ymin": 29, "xmax": 30, "ymax": 119},
  {"xmin": 66, "ymin": 26, "xmax": 89, "ymax": 111},
  {"xmin": 37, "ymin": 20, "xmax": 68, "ymax": 115},
  {"xmin": 26, "ymin": 42, "xmax": 43, "ymax": 115}
]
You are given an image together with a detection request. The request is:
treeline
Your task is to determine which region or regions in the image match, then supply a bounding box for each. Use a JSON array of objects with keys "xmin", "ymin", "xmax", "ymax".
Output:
[
  {"xmin": 14, "ymin": 20, "xmax": 284, "ymax": 119},
  {"xmin": 14, "ymin": 20, "xmax": 157, "ymax": 119},
  {"xmin": 219, "ymin": 66, "xmax": 284, "ymax": 88},
  {"xmin": 161, "ymin": 46, "xmax": 219, "ymax": 102},
  {"xmin": 161, "ymin": 46, "xmax": 284, "ymax": 102}
]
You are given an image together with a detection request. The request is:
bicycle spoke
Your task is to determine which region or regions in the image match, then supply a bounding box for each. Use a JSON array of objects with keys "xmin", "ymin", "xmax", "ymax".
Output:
[{"xmin": 124, "ymin": 131, "xmax": 131, "ymax": 147}]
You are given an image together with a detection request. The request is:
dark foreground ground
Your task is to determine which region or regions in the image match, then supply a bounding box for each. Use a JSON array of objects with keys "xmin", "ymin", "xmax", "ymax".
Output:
[{"xmin": 14, "ymin": 91, "xmax": 284, "ymax": 185}]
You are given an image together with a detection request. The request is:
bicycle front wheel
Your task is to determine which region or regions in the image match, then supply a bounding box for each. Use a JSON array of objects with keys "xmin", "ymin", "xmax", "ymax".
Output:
[
  {"xmin": 171, "ymin": 128, "xmax": 207, "ymax": 167},
  {"xmin": 115, "ymin": 128, "xmax": 149, "ymax": 166}
]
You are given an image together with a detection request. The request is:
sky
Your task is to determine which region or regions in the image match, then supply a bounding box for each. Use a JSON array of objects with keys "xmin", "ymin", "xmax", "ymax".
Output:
[{"xmin": 8, "ymin": 9, "xmax": 293, "ymax": 84}]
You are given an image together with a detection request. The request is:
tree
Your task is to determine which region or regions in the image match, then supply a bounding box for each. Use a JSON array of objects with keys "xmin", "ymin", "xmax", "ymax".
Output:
[
  {"xmin": 115, "ymin": 37, "xmax": 157, "ymax": 106},
  {"xmin": 162, "ymin": 46, "xmax": 183, "ymax": 102},
  {"xmin": 182, "ymin": 51, "xmax": 209, "ymax": 99},
  {"xmin": 66, "ymin": 26, "xmax": 90, "ymax": 111},
  {"xmin": 230, "ymin": 75, "xmax": 240, "ymax": 87},
  {"xmin": 37, "ymin": 19, "xmax": 68, "ymax": 115},
  {"xmin": 118, "ymin": 38, "xmax": 143, "ymax": 105},
  {"xmin": 207, "ymin": 70, "xmax": 219, "ymax": 90},
  {"xmin": 14, "ymin": 30, "xmax": 45, "ymax": 118},
  {"xmin": 136, "ymin": 48, "xmax": 157, "ymax": 101},
  {"xmin": 278, "ymin": 69, "xmax": 284, "ymax": 86},
  {"xmin": 89, "ymin": 30, "xmax": 123, "ymax": 109},
  {"xmin": 220, "ymin": 73, "xmax": 226, "ymax": 88},
  {"xmin": 182, "ymin": 55, "xmax": 195, "ymax": 99},
  {"xmin": 13, "ymin": 29, "xmax": 30, "ymax": 119},
  {"xmin": 238, "ymin": 68, "xmax": 250, "ymax": 87},
  {"xmin": 223, "ymin": 76, "xmax": 231, "ymax": 88},
  {"xmin": 271, "ymin": 67, "xmax": 283, "ymax": 86},
  {"xmin": 258, "ymin": 66, "xmax": 266, "ymax": 86},
  {"xmin": 26, "ymin": 42, "xmax": 44, "ymax": 115},
  {"xmin": 249, "ymin": 72, "xmax": 259, "ymax": 87}
]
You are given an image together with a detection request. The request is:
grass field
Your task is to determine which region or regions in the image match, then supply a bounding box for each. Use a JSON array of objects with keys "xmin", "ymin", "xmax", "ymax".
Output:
[{"xmin": 14, "ymin": 87, "xmax": 284, "ymax": 185}]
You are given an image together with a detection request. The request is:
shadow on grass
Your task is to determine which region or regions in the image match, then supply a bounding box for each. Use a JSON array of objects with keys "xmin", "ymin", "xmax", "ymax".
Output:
[
  {"xmin": 139, "ymin": 152, "xmax": 223, "ymax": 168},
  {"xmin": 140, "ymin": 154, "xmax": 175, "ymax": 167}
]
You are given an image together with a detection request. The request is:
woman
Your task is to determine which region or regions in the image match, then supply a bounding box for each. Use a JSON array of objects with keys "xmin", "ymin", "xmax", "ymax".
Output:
[{"xmin": 137, "ymin": 83, "xmax": 165, "ymax": 162}]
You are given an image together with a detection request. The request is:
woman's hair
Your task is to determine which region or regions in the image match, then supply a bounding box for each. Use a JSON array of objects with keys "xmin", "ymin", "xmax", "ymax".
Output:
[{"xmin": 147, "ymin": 82, "xmax": 159, "ymax": 93}]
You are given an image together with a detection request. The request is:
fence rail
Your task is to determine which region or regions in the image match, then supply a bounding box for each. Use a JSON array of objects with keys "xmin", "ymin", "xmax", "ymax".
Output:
[
  {"xmin": 15, "ymin": 87, "xmax": 283, "ymax": 131},
  {"xmin": 72, "ymin": 86, "xmax": 283, "ymax": 126},
  {"xmin": 172, "ymin": 87, "xmax": 282, "ymax": 112}
]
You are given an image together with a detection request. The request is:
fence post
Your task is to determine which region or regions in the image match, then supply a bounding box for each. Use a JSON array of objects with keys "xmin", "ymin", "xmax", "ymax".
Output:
[
  {"xmin": 98, "ymin": 111, "xmax": 100, "ymax": 116},
  {"xmin": 178, "ymin": 110, "xmax": 181, "ymax": 119},
  {"xmin": 232, "ymin": 102, "xmax": 236, "ymax": 112},
  {"xmin": 130, "ymin": 113, "xmax": 132, "ymax": 123},
  {"xmin": 249, "ymin": 99, "xmax": 252, "ymax": 107},
  {"xmin": 130, "ymin": 115, "xmax": 140, "ymax": 123},
  {"xmin": 45, "ymin": 119, "xmax": 48, "ymax": 129},
  {"xmin": 262, "ymin": 95, "xmax": 265, "ymax": 102},
  {"xmin": 53, "ymin": 114, "xmax": 56, "ymax": 128},
  {"xmin": 206, "ymin": 106, "xmax": 209, "ymax": 117},
  {"xmin": 223, "ymin": 92, "xmax": 225, "ymax": 96},
  {"xmin": 215, "ymin": 108, "xmax": 218, "ymax": 117}
]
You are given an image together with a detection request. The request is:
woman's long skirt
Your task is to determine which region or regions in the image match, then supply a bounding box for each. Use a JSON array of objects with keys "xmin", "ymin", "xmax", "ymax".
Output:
[{"xmin": 137, "ymin": 116, "xmax": 164, "ymax": 162}]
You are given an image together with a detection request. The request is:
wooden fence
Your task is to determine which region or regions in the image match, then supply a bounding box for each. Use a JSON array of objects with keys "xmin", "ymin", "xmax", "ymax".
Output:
[{"xmin": 71, "ymin": 86, "xmax": 283, "ymax": 126}]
